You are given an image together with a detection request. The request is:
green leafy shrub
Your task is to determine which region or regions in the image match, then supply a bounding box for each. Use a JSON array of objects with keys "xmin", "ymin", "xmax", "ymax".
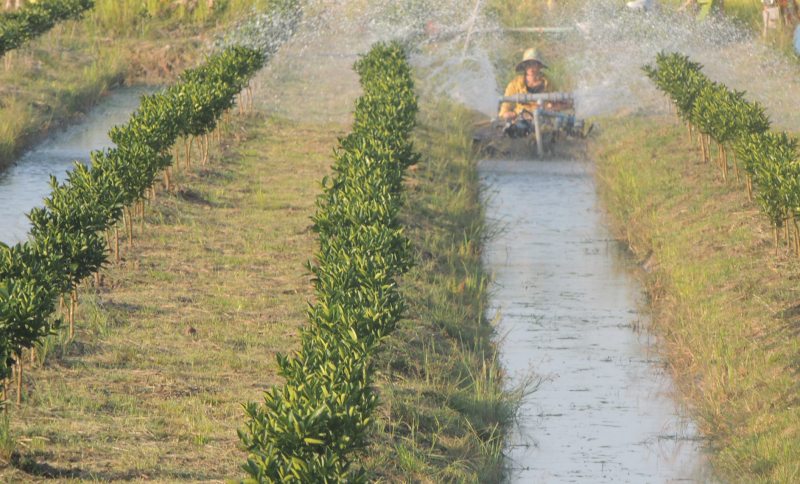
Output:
[{"xmin": 645, "ymin": 52, "xmax": 799, "ymax": 254}]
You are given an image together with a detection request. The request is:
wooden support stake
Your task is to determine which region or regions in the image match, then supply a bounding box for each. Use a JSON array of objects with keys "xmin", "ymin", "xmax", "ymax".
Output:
[
  {"xmin": 794, "ymin": 217, "xmax": 800, "ymax": 257},
  {"xmin": 721, "ymin": 145, "xmax": 727, "ymax": 183},
  {"xmin": 775, "ymin": 225, "xmax": 780, "ymax": 256},
  {"xmin": 127, "ymin": 207, "xmax": 133, "ymax": 247},
  {"xmin": 786, "ymin": 217, "xmax": 790, "ymax": 247},
  {"xmin": 69, "ymin": 292, "xmax": 75, "ymax": 339},
  {"xmin": 746, "ymin": 175, "xmax": 752, "ymax": 202},
  {"xmin": 15, "ymin": 356, "xmax": 21, "ymax": 405}
]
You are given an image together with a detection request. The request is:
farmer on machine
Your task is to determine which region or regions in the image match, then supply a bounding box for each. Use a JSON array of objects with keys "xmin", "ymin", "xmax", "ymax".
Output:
[{"xmin": 499, "ymin": 48, "xmax": 550, "ymax": 121}]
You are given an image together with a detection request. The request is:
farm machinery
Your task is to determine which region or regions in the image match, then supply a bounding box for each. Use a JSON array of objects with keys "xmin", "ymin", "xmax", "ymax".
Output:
[{"xmin": 473, "ymin": 92, "xmax": 591, "ymax": 158}]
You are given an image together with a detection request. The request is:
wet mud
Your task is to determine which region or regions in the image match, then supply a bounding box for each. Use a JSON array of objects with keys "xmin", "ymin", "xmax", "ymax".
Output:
[{"xmin": 481, "ymin": 159, "xmax": 713, "ymax": 483}]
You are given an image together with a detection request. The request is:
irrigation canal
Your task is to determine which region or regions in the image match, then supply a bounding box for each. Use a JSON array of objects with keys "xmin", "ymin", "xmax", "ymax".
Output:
[
  {"xmin": 0, "ymin": 87, "xmax": 150, "ymax": 245},
  {"xmin": 481, "ymin": 159, "xmax": 712, "ymax": 483}
]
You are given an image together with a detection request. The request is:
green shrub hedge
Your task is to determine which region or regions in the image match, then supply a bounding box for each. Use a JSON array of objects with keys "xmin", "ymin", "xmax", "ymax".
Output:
[
  {"xmin": 644, "ymin": 52, "xmax": 800, "ymax": 252},
  {"xmin": 0, "ymin": 44, "xmax": 267, "ymax": 403},
  {"xmin": 236, "ymin": 42, "xmax": 418, "ymax": 484}
]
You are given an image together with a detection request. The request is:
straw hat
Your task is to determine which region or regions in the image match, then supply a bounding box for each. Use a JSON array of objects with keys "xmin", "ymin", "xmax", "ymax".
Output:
[{"xmin": 515, "ymin": 48, "xmax": 549, "ymax": 72}]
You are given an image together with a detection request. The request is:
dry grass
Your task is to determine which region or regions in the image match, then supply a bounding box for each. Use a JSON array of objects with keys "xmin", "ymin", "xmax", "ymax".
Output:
[
  {"xmin": 593, "ymin": 111, "xmax": 800, "ymax": 484},
  {"xmin": 1, "ymin": 112, "xmax": 340, "ymax": 482}
]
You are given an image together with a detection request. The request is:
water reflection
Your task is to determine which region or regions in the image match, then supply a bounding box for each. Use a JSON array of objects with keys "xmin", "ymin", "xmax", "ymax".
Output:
[
  {"xmin": 0, "ymin": 87, "xmax": 152, "ymax": 245},
  {"xmin": 481, "ymin": 159, "xmax": 712, "ymax": 483}
]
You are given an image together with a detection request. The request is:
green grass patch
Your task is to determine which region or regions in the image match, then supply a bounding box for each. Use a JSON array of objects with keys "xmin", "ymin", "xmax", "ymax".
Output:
[{"xmin": 593, "ymin": 110, "xmax": 800, "ymax": 484}]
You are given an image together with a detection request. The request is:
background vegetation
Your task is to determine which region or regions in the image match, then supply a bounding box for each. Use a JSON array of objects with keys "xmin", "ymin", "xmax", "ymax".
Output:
[{"xmin": 0, "ymin": 0, "xmax": 264, "ymax": 168}]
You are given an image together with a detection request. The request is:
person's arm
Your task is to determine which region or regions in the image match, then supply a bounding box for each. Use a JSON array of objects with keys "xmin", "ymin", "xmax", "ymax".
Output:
[{"xmin": 499, "ymin": 78, "xmax": 518, "ymax": 118}]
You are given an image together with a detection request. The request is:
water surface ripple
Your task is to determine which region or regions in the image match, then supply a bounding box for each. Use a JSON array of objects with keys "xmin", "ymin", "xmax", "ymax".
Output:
[
  {"xmin": 0, "ymin": 87, "xmax": 150, "ymax": 245},
  {"xmin": 481, "ymin": 160, "xmax": 710, "ymax": 484}
]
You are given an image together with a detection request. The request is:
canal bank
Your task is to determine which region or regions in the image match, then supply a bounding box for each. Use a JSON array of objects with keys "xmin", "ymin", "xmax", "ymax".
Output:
[{"xmin": 592, "ymin": 112, "xmax": 800, "ymax": 484}]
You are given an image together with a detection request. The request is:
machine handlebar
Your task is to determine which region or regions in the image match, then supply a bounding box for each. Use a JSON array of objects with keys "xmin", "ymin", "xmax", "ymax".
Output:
[{"xmin": 499, "ymin": 92, "xmax": 574, "ymax": 105}]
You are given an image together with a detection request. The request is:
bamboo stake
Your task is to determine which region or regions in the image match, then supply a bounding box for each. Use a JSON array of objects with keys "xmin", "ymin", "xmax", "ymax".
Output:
[
  {"xmin": 185, "ymin": 137, "xmax": 194, "ymax": 170},
  {"xmin": 164, "ymin": 168, "xmax": 171, "ymax": 190},
  {"xmin": 746, "ymin": 175, "xmax": 752, "ymax": 202},
  {"xmin": 698, "ymin": 130, "xmax": 704, "ymax": 159},
  {"xmin": 732, "ymin": 148, "xmax": 739, "ymax": 182},
  {"xmin": 16, "ymin": 355, "xmax": 21, "ymax": 405},
  {"xmin": 72, "ymin": 289, "xmax": 78, "ymax": 337},
  {"xmin": 794, "ymin": 217, "xmax": 800, "ymax": 257},
  {"xmin": 721, "ymin": 145, "xmax": 727, "ymax": 182},
  {"xmin": 700, "ymin": 133, "xmax": 707, "ymax": 162},
  {"xmin": 114, "ymin": 224, "xmax": 120, "ymax": 261},
  {"xmin": 68, "ymin": 293, "xmax": 74, "ymax": 339},
  {"xmin": 126, "ymin": 207, "xmax": 133, "ymax": 247},
  {"xmin": 129, "ymin": 207, "xmax": 133, "ymax": 245},
  {"xmin": 785, "ymin": 214, "xmax": 790, "ymax": 247},
  {"xmin": 775, "ymin": 225, "xmax": 780, "ymax": 256}
]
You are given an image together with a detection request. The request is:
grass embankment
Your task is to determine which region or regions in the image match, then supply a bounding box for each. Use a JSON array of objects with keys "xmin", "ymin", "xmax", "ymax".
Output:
[
  {"xmin": 0, "ymin": 94, "xmax": 508, "ymax": 482},
  {"xmin": 593, "ymin": 112, "xmax": 800, "ymax": 484},
  {"xmin": 0, "ymin": 0, "xmax": 258, "ymax": 167}
]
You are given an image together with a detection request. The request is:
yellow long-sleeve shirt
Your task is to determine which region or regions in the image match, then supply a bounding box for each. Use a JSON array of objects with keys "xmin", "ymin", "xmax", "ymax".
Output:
[{"xmin": 499, "ymin": 75, "xmax": 549, "ymax": 116}]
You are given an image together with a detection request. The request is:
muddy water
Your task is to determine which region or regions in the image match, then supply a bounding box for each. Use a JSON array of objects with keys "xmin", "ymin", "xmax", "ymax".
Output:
[
  {"xmin": 482, "ymin": 159, "xmax": 711, "ymax": 483},
  {"xmin": 0, "ymin": 87, "xmax": 151, "ymax": 245}
]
